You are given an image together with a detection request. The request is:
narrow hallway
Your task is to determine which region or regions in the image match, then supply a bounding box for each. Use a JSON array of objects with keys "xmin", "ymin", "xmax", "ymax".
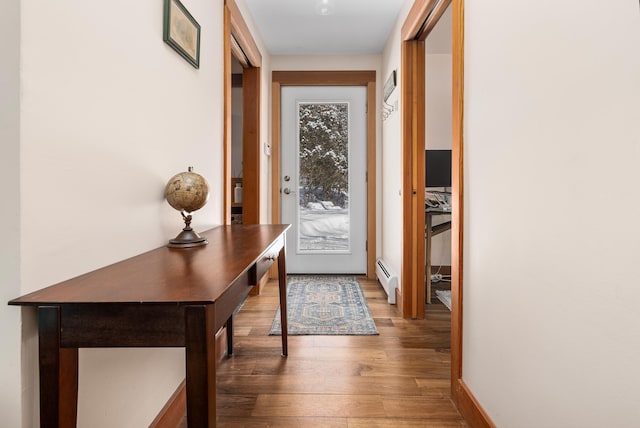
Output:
[{"xmin": 210, "ymin": 278, "xmax": 466, "ymax": 427}]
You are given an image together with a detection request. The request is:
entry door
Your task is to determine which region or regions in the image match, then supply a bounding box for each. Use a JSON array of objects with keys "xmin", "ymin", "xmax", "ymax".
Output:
[{"xmin": 281, "ymin": 86, "xmax": 367, "ymax": 274}]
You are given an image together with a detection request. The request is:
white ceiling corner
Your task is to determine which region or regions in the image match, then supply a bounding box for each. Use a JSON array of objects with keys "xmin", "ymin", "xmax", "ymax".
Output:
[{"xmin": 243, "ymin": 0, "xmax": 408, "ymax": 55}]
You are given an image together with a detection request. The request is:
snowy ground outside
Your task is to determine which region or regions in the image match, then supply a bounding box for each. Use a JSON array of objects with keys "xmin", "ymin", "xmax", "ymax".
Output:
[{"xmin": 298, "ymin": 205, "xmax": 349, "ymax": 251}]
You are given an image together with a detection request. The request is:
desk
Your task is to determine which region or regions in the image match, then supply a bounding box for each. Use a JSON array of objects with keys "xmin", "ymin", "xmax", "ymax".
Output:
[
  {"xmin": 425, "ymin": 207, "xmax": 451, "ymax": 304},
  {"xmin": 9, "ymin": 224, "xmax": 290, "ymax": 428}
]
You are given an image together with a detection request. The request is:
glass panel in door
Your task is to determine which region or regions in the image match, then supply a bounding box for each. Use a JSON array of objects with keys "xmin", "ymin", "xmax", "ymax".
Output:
[{"xmin": 298, "ymin": 102, "xmax": 350, "ymax": 253}]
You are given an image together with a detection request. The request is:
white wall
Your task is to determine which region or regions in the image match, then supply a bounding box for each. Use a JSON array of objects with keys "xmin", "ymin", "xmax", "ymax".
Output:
[
  {"xmin": 380, "ymin": 0, "xmax": 416, "ymax": 292},
  {"xmin": 17, "ymin": 0, "xmax": 224, "ymax": 426},
  {"xmin": 0, "ymin": 0, "xmax": 22, "ymax": 426},
  {"xmin": 464, "ymin": 1, "xmax": 640, "ymax": 426},
  {"xmin": 426, "ymin": 53, "xmax": 453, "ymax": 266},
  {"xmin": 426, "ymin": 54, "xmax": 452, "ymax": 151}
]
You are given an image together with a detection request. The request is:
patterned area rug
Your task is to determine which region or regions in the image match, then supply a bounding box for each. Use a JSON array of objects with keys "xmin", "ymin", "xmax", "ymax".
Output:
[{"xmin": 269, "ymin": 275, "xmax": 379, "ymax": 335}]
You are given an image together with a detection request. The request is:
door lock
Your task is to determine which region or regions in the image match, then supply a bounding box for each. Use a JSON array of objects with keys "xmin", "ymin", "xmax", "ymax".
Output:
[{"xmin": 284, "ymin": 175, "xmax": 291, "ymax": 182}]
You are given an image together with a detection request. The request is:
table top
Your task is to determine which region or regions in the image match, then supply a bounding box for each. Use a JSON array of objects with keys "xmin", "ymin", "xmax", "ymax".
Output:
[
  {"xmin": 426, "ymin": 205, "xmax": 452, "ymax": 214},
  {"xmin": 9, "ymin": 224, "xmax": 289, "ymax": 306}
]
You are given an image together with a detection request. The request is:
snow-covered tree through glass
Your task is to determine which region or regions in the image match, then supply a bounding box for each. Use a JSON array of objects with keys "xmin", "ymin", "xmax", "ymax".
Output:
[{"xmin": 297, "ymin": 102, "xmax": 350, "ymax": 252}]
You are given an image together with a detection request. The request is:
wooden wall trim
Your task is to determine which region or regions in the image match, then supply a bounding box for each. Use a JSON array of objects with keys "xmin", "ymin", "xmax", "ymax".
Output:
[
  {"xmin": 451, "ymin": 0, "xmax": 464, "ymax": 392},
  {"xmin": 271, "ymin": 81, "xmax": 282, "ymax": 225},
  {"xmin": 222, "ymin": 6, "xmax": 232, "ymax": 225},
  {"xmin": 271, "ymin": 71, "xmax": 377, "ymax": 278},
  {"xmin": 414, "ymin": 47, "xmax": 426, "ymax": 314},
  {"xmin": 402, "ymin": 0, "xmax": 438, "ymax": 40},
  {"xmin": 272, "ymin": 71, "xmax": 376, "ymax": 86},
  {"xmin": 400, "ymin": 41, "xmax": 413, "ymax": 317},
  {"xmin": 268, "ymin": 81, "xmax": 282, "ymax": 279},
  {"xmin": 400, "ymin": 40, "xmax": 425, "ymax": 319},
  {"xmin": 242, "ymin": 66, "xmax": 261, "ymax": 224},
  {"xmin": 225, "ymin": 0, "xmax": 261, "ymax": 66},
  {"xmin": 454, "ymin": 379, "xmax": 496, "ymax": 428},
  {"xmin": 418, "ymin": 0, "xmax": 452, "ymax": 41},
  {"xmin": 149, "ymin": 380, "xmax": 186, "ymax": 428},
  {"xmin": 230, "ymin": 36, "xmax": 249, "ymax": 68},
  {"xmin": 366, "ymin": 81, "xmax": 377, "ymax": 279}
]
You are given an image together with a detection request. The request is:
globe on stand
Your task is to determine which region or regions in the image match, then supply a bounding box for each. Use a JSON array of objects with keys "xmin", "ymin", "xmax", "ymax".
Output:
[{"xmin": 164, "ymin": 166, "xmax": 210, "ymax": 248}]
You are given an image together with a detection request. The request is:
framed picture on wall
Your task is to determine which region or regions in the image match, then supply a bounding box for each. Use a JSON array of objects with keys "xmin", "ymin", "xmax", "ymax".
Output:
[{"xmin": 163, "ymin": 0, "xmax": 201, "ymax": 68}]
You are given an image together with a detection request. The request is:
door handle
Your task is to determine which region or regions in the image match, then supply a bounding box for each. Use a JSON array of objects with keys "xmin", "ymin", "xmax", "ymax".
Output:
[{"xmin": 283, "ymin": 188, "xmax": 295, "ymax": 195}]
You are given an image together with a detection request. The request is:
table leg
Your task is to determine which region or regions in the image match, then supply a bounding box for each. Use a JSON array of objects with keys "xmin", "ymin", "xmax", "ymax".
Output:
[
  {"xmin": 38, "ymin": 306, "xmax": 79, "ymax": 428},
  {"xmin": 277, "ymin": 246, "xmax": 288, "ymax": 357},
  {"xmin": 185, "ymin": 305, "xmax": 216, "ymax": 428},
  {"xmin": 425, "ymin": 213, "xmax": 433, "ymax": 304},
  {"xmin": 226, "ymin": 316, "xmax": 233, "ymax": 356}
]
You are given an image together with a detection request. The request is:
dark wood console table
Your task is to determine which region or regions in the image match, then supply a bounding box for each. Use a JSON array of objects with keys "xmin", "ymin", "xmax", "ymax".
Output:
[{"xmin": 9, "ymin": 224, "xmax": 290, "ymax": 428}]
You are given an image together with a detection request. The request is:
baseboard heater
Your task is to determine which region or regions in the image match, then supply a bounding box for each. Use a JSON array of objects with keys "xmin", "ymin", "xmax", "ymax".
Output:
[{"xmin": 375, "ymin": 258, "xmax": 398, "ymax": 304}]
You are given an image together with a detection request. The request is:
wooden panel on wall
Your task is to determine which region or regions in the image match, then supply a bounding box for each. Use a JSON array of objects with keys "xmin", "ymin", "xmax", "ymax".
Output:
[
  {"xmin": 242, "ymin": 66, "xmax": 261, "ymax": 224},
  {"xmin": 222, "ymin": 6, "xmax": 232, "ymax": 225},
  {"xmin": 402, "ymin": 0, "xmax": 438, "ymax": 40},
  {"xmin": 450, "ymin": 0, "xmax": 465, "ymax": 395},
  {"xmin": 268, "ymin": 82, "xmax": 282, "ymax": 279},
  {"xmin": 367, "ymin": 81, "xmax": 377, "ymax": 279},
  {"xmin": 272, "ymin": 71, "xmax": 376, "ymax": 86},
  {"xmin": 401, "ymin": 40, "xmax": 425, "ymax": 319}
]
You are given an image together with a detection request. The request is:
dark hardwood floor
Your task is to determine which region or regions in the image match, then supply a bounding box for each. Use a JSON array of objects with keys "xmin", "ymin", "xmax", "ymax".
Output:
[{"xmin": 185, "ymin": 276, "xmax": 465, "ymax": 427}]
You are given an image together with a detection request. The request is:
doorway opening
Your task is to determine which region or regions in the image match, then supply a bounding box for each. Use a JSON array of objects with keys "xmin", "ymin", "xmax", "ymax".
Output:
[
  {"xmin": 280, "ymin": 86, "xmax": 368, "ymax": 274},
  {"xmin": 400, "ymin": 0, "xmax": 490, "ymax": 425},
  {"xmin": 271, "ymin": 71, "xmax": 377, "ymax": 278},
  {"xmin": 223, "ymin": 0, "xmax": 261, "ymax": 226},
  {"xmin": 230, "ymin": 55, "xmax": 244, "ymax": 223}
]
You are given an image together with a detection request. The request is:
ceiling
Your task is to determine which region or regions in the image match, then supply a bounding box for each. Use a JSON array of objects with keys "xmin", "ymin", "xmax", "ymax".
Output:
[{"xmin": 243, "ymin": 0, "xmax": 407, "ymax": 55}]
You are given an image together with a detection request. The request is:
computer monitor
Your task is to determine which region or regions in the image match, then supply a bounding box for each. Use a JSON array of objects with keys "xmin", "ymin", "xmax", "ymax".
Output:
[{"xmin": 425, "ymin": 149, "xmax": 452, "ymax": 188}]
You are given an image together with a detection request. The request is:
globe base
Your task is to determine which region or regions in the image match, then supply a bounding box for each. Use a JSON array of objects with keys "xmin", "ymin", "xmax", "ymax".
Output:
[{"xmin": 168, "ymin": 228, "xmax": 208, "ymax": 248}]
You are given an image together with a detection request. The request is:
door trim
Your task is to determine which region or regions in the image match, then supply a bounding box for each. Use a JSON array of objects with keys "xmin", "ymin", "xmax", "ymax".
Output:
[
  {"xmin": 271, "ymin": 71, "xmax": 377, "ymax": 278},
  {"xmin": 223, "ymin": 0, "xmax": 261, "ymax": 225},
  {"xmin": 402, "ymin": 0, "xmax": 494, "ymax": 426},
  {"xmin": 400, "ymin": 39, "xmax": 426, "ymax": 319}
]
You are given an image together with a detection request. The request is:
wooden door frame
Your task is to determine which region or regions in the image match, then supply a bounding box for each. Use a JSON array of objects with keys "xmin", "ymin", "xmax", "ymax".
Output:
[
  {"xmin": 401, "ymin": 0, "xmax": 493, "ymax": 426},
  {"xmin": 223, "ymin": 0, "xmax": 261, "ymax": 225},
  {"xmin": 271, "ymin": 71, "xmax": 377, "ymax": 278}
]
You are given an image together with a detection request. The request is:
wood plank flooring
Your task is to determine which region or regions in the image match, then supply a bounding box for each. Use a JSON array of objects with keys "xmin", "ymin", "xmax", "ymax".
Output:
[{"xmin": 187, "ymin": 277, "xmax": 465, "ymax": 427}]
